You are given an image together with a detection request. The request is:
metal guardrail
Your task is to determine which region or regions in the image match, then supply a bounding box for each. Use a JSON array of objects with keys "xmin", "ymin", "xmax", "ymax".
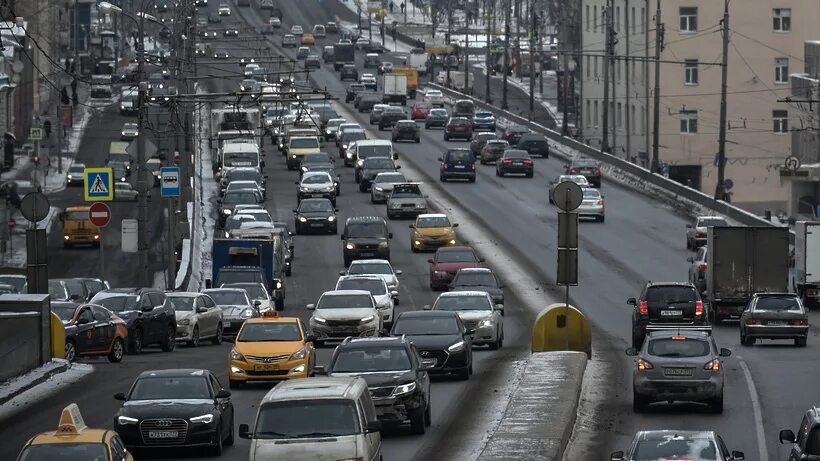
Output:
[{"xmin": 425, "ymin": 82, "xmax": 796, "ymax": 245}]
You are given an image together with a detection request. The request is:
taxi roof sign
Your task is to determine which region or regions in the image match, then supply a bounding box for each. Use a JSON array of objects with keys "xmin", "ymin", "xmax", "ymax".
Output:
[
  {"xmin": 262, "ymin": 310, "xmax": 279, "ymax": 318},
  {"xmin": 56, "ymin": 404, "xmax": 87, "ymax": 435}
]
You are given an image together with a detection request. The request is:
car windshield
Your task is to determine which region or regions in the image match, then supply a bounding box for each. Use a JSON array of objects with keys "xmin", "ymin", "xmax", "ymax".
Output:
[
  {"xmin": 393, "ymin": 316, "xmax": 459, "ymax": 335},
  {"xmin": 167, "ymin": 296, "xmax": 195, "ymax": 311},
  {"xmin": 446, "ymin": 150, "xmax": 472, "ymax": 162},
  {"xmin": 647, "ymin": 338, "xmax": 711, "ymax": 357},
  {"xmin": 376, "ymin": 173, "xmax": 406, "ymax": 184},
  {"xmin": 503, "ymin": 150, "xmax": 529, "ymax": 159},
  {"xmin": 454, "ymin": 272, "xmax": 496, "ymax": 286},
  {"xmin": 436, "ymin": 250, "xmax": 478, "ymax": 263},
  {"xmin": 317, "ymin": 294, "xmax": 372, "ymax": 309},
  {"xmin": 129, "ymin": 376, "xmax": 212, "ymax": 400},
  {"xmin": 64, "ymin": 211, "xmax": 90, "ymax": 221},
  {"xmin": 645, "ymin": 286, "xmax": 697, "ymax": 304},
  {"xmin": 224, "ymin": 283, "xmax": 267, "ymax": 299},
  {"xmin": 632, "ymin": 437, "xmax": 718, "ymax": 461},
  {"xmin": 224, "ymin": 153, "xmax": 258, "ymax": 166},
  {"xmin": 239, "ymin": 322, "xmax": 302, "ymax": 341},
  {"xmin": 755, "ymin": 296, "xmax": 802, "ymax": 311},
  {"xmin": 291, "ymin": 138, "xmax": 319, "ymax": 149},
  {"xmin": 18, "ymin": 443, "xmax": 109, "ymax": 461},
  {"xmin": 299, "ymin": 200, "xmax": 333, "ymax": 212},
  {"xmin": 430, "ymin": 109, "xmax": 447, "ymax": 117},
  {"xmin": 417, "ymin": 216, "xmax": 450, "ymax": 228},
  {"xmin": 583, "ymin": 189, "xmax": 602, "ymax": 199},
  {"xmin": 342, "ymin": 132, "xmax": 366, "ymax": 142},
  {"xmin": 0, "ymin": 276, "xmax": 25, "ymax": 292},
  {"xmin": 52, "ymin": 305, "xmax": 76, "ymax": 321},
  {"xmin": 207, "ymin": 291, "xmax": 249, "ymax": 305},
  {"xmin": 337, "ymin": 278, "xmax": 386, "ymax": 295},
  {"xmin": 697, "ymin": 218, "xmax": 727, "ymax": 227},
  {"xmin": 229, "ymin": 171, "xmax": 260, "ymax": 182},
  {"xmin": 347, "ymin": 222, "xmax": 386, "ymax": 238},
  {"xmin": 435, "ymin": 295, "xmax": 491, "ymax": 311},
  {"xmin": 303, "ymin": 174, "xmax": 331, "ymax": 184},
  {"xmin": 357, "ymin": 145, "xmax": 391, "ymax": 157},
  {"xmin": 255, "ymin": 400, "xmax": 359, "ymax": 439},
  {"xmin": 94, "ymin": 295, "xmax": 138, "ymax": 312},
  {"xmin": 333, "ymin": 346, "xmax": 411, "ymax": 372},
  {"xmin": 349, "ymin": 263, "xmax": 391, "ymax": 275}
]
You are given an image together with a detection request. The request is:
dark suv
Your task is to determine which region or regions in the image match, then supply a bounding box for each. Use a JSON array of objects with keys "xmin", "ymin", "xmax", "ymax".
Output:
[
  {"xmin": 444, "ymin": 117, "xmax": 473, "ymax": 141},
  {"xmin": 779, "ymin": 407, "xmax": 820, "ymax": 460},
  {"xmin": 340, "ymin": 64, "xmax": 359, "ymax": 81},
  {"xmin": 439, "ymin": 148, "xmax": 476, "ymax": 182},
  {"xmin": 566, "ymin": 158, "xmax": 602, "ymax": 187},
  {"xmin": 342, "ymin": 216, "xmax": 392, "ymax": 266},
  {"xmin": 378, "ymin": 106, "xmax": 406, "ymax": 130},
  {"xmin": 89, "ymin": 288, "xmax": 177, "ymax": 354},
  {"xmin": 318, "ymin": 336, "xmax": 432, "ymax": 434},
  {"xmin": 346, "ymin": 83, "xmax": 366, "ymax": 103},
  {"xmin": 517, "ymin": 133, "xmax": 550, "ymax": 158},
  {"xmin": 628, "ymin": 282, "xmax": 706, "ymax": 348}
]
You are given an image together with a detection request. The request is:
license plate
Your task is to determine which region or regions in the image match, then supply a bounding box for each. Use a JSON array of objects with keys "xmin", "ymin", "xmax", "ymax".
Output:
[
  {"xmin": 360, "ymin": 252, "xmax": 375, "ymax": 257},
  {"xmin": 513, "ymin": 161, "xmax": 523, "ymax": 165},
  {"xmin": 454, "ymin": 165, "xmax": 465, "ymax": 169},
  {"xmin": 580, "ymin": 169, "xmax": 591, "ymax": 174},
  {"xmin": 148, "ymin": 431, "xmax": 178, "ymax": 439},
  {"xmin": 310, "ymin": 223, "xmax": 324, "ymax": 227},
  {"xmin": 664, "ymin": 368, "xmax": 693, "ymax": 376},
  {"xmin": 767, "ymin": 320, "xmax": 787, "ymax": 326},
  {"xmin": 255, "ymin": 363, "xmax": 279, "ymax": 371},
  {"xmin": 660, "ymin": 310, "xmax": 683, "ymax": 316}
]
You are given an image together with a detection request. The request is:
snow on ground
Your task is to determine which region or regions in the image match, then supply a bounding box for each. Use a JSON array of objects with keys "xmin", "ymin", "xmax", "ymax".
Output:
[
  {"xmin": 0, "ymin": 359, "xmax": 93, "ymax": 423},
  {"xmin": 188, "ymin": 84, "xmax": 216, "ymax": 292}
]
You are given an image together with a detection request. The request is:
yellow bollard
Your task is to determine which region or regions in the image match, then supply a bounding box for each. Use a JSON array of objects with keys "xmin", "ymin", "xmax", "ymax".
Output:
[
  {"xmin": 51, "ymin": 312, "xmax": 66, "ymax": 359},
  {"xmin": 531, "ymin": 303, "xmax": 592, "ymax": 359}
]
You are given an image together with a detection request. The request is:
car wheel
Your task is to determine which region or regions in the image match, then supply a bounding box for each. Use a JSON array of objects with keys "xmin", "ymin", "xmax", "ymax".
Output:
[
  {"xmin": 161, "ymin": 325, "xmax": 176, "ymax": 351},
  {"xmin": 188, "ymin": 326, "xmax": 200, "ymax": 347},
  {"xmin": 409, "ymin": 407, "xmax": 426, "ymax": 435},
  {"xmin": 495, "ymin": 169, "xmax": 501, "ymax": 177},
  {"xmin": 631, "ymin": 329, "xmax": 643, "ymax": 349},
  {"xmin": 599, "ymin": 215, "xmax": 605, "ymax": 223},
  {"xmin": 108, "ymin": 338, "xmax": 125, "ymax": 363},
  {"xmin": 795, "ymin": 337, "xmax": 808, "ymax": 347},
  {"xmin": 211, "ymin": 424, "xmax": 223, "ymax": 456},
  {"xmin": 286, "ymin": 267, "xmax": 292, "ymax": 276},
  {"xmin": 424, "ymin": 403, "xmax": 432, "ymax": 427},
  {"xmin": 740, "ymin": 329, "xmax": 752, "ymax": 346},
  {"xmin": 129, "ymin": 328, "xmax": 144, "ymax": 354},
  {"xmin": 489, "ymin": 332, "xmax": 500, "ymax": 350},
  {"xmin": 224, "ymin": 416, "xmax": 235, "ymax": 446},
  {"xmin": 709, "ymin": 394, "xmax": 724, "ymax": 414},
  {"xmin": 632, "ymin": 390, "xmax": 648, "ymax": 413},
  {"xmin": 526, "ymin": 172, "xmax": 534, "ymax": 178},
  {"xmin": 415, "ymin": 138, "xmax": 420, "ymax": 143},
  {"xmin": 65, "ymin": 340, "xmax": 77, "ymax": 362},
  {"xmin": 444, "ymin": 134, "xmax": 449, "ymax": 141},
  {"xmin": 229, "ymin": 379, "xmax": 244, "ymax": 389},
  {"xmin": 212, "ymin": 323, "xmax": 223, "ymax": 345},
  {"xmin": 459, "ymin": 366, "xmax": 470, "ymax": 380},
  {"xmin": 469, "ymin": 176, "xmax": 476, "ymax": 183},
  {"xmin": 686, "ymin": 238, "xmax": 692, "ymax": 250},
  {"xmin": 440, "ymin": 175, "xmax": 447, "ymax": 182}
]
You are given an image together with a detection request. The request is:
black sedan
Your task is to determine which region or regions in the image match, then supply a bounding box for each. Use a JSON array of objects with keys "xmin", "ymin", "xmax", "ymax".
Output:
[
  {"xmin": 293, "ymin": 198, "xmax": 338, "ymax": 234},
  {"xmin": 566, "ymin": 158, "xmax": 602, "ymax": 187},
  {"xmin": 223, "ymin": 29, "xmax": 239, "ymax": 37},
  {"xmin": 114, "ymin": 369, "xmax": 234, "ymax": 455},
  {"xmin": 496, "ymin": 149, "xmax": 534, "ymax": 177},
  {"xmin": 390, "ymin": 310, "xmax": 472, "ymax": 380},
  {"xmin": 502, "ymin": 124, "xmax": 530, "ymax": 145},
  {"xmin": 517, "ymin": 133, "xmax": 550, "ymax": 158},
  {"xmin": 392, "ymin": 120, "xmax": 420, "ymax": 142}
]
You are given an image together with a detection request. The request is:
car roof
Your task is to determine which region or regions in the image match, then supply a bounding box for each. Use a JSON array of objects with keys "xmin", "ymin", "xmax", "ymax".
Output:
[
  {"xmin": 346, "ymin": 216, "xmax": 386, "ymax": 223},
  {"xmin": 321, "ymin": 289, "xmax": 373, "ymax": 296},
  {"xmin": 261, "ymin": 377, "xmax": 367, "ymax": 403},
  {"xmin": 167, "ymin": 292, "xmax": 205, "ymax": 298},
  {"xmin": 342, "ymin": 336, "xmax": 406, "ymax": 347},
  {"xmin": 417, "ymin": 213, "xmax": 448, "ymax": 219},
  {"xmin": 438, "ymin": 290, "xmax": 489, "ymax": 297},
  {"xmin": 399, "ymin": 310, "xmax": 458, "ymax": 318},
  {"xmin": 356, "ymin": 139, "xmax": 392, "ymax": 146},
  {"xmin": 646, "ymin": 281, "xmax": 696, "ymax": 288},
  {"xmin": 337, "ymin": 275, "xmax": 386, "ymax": 283},
  {"xmin": 350, "ymin": 258, "xmax": 390, "ymax": 265},
  {"xmin": 457, "ymin": 267, "xmax": 492, "ymax": 274},
  {"xmin": 136, "ymin": 369, "xmax": 211, "ymax": 379},
  {"xmin": 645, "ymin": 329, "xmax": 711, "ymax": 339},
  {"xmin": 437, "ymin": 245, "xmax": 473, "ymax": 252},
  {"xmin": 635, "ymin": 430, "xmax": 717, "ymax": 441}
]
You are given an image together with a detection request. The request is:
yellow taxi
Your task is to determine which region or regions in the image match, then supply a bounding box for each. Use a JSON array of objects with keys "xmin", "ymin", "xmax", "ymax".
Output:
[
  {"xmin": 228, "ymin": 311, "xmax": 315, "ymax": 388},
  {"xmin": 410, "ymin": 213, "xmax": 458, "ymax": 252},
  {"xmin": 301, "ymin": 33, "xmax": 315, "ymax": 45},
  {"xmin": 17, "ymin": 403, "xmax": 133, "ymax": 460}
]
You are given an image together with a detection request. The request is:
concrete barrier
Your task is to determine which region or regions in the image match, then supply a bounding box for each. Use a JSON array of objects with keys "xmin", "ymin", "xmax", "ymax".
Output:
[
  {"xmin": 476, "ymin": 351, "xmax": 587, "ymax": 461},
  {"xmin": 0, "ymin": 295, "xmax": 52, "ymax": 382}
]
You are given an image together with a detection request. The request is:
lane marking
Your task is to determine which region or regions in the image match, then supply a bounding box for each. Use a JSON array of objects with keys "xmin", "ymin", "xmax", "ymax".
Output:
[{"xmin": 737, "ymin": 357, "xmax": 768, "ymax": 461}]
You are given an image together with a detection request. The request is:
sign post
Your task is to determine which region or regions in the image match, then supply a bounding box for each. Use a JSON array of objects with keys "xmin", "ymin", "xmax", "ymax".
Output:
[
  {"xmin": 553, "ymin": 181, "xmax": 583, "ymax": 349},
  {"xmin": 89, "ymin": 202, "xmax": 111, "ymax": 280}
]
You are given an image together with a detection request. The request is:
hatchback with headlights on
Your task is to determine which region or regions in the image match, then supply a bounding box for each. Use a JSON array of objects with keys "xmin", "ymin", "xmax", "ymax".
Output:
[
  {"xmin": 293, "ymin": 198, "xmax": 337, "ymax": 234},
  {"xmin": 739, "ymin": 293, "xmax": 808, "ymax": 346},
  {"xmin": 428, "ymin": 291, "xmax": 503, "ymax": 349}
]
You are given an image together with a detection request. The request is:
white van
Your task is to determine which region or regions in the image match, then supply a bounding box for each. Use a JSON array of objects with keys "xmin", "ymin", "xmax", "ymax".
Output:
[
  {"xmin": 354, "ymin": 139, "xmax": 397, "ymax": 163},
  {"xmin": 240, "ymin": 377, "xmax": 382, "ymax": 461}
]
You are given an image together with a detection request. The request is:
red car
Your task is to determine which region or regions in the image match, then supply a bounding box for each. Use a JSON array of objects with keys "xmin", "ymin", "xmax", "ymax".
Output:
[
  {"xmin": 410, "ymin": 102, "xmax": 432, "ymax": 120},
  {"xmin": 428, "ymin": 246, "xmax": 483, "ymax": 291}
]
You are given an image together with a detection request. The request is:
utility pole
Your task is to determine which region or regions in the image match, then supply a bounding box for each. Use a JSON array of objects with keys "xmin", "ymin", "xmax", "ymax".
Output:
[
  {"xmin": 714, "ymin": 0, "xmax": 730, "ymax": 200},
  {"xmin": 650, "ymin": 0, "xmax": 663, "ymax": 173},
  {"xmin": 528, "ymin": 7, "xmax": 536, "ymax": 119},
  {"xmin": 601, "ymin": 2, "xmax": 611, "ymax": 152},
  {"xmin": 137, "ymin": 14, "xmax": 149, "ymax": 287},
  {"xmin": 446, "ymin": 5, "xmax": 452, "ymax": 86},
  {"xmin": 502, "ymin": 0, "xmax": 510, "ymax": 109},
  {"xmin": 464, "ymin": 29, "xmax": 470, "ymax": 93},
  {"xmin": 610, "ymin": 13, "xmax": 617, "ymax": 156},
  {"xmin": 644, "ymin": 0, "xmax": 650, "ymax": 165},
  {"xmin": 514, "ymin": 0, "xmax": 520, "ymax": 76},
  {"xmin": 625, "ymin": 0, "xmax": 631, "ymax": 161},
  {"xmin": 485, "ymin": 0, "xmax": 492, "ymax": 104}
]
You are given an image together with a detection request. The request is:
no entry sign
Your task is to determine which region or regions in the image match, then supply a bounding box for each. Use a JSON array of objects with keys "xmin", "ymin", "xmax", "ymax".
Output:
[{"xmin": 88, "ymin": 202, "xmax": 112, "ymax": 227}]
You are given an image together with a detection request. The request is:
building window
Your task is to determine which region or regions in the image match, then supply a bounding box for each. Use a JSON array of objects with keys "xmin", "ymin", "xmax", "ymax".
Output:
[
  {"xmin": 594, "ymin": 100, "xmax": 599, "ymax": 127},
  {"xmin": 684, "ymin": 59, "xmax": 698, "ymax": 85},
  {"xmin": 775, "ymin": 58, "xmax": 789, "ymax": 83},
  {"xmin": 679, "ymin": 7, "xmax": 697, "ymax": 32},
  {"xmin": 616, "ymin": 59, "xmax": 621, "ymax": 82},
  {"xmin": 586, "ymin": 100, "xmax": 591, "ymax": 127},
  {"xmin": 631, "ymin": 104, "xmax": 636, "ymax": 134},
  {"xmin": 617, "ymin": 102, "xmax": 623, "ymax": 128},
  {"xmin": 586, "ymin": 5, "xmax": 590, "ymax": 31},
  {"xmin": 773, "ymin": 8, "xmax": 791, "ymax": 32},
  {"xmin": 594, "ymin": 5, "xmax": 598, "ymax": 32},
  {"xmin": 594, "ymin": 56, "xmax": 598, "ymax": 78},
  {"xmin": 641, "ymin": 7, "xmax": 645, "ymax": 33},
  {"xmin": 586, "ymin": 55, "xmax": 590, "ymax": 77},
  {"xmin": 773, "ymin": 110, "xmax": 788, "ymax": 133},
  {"xmin": 680, "ymin": 110, "xmax": 698, "ymax": 133},
  {"xmin": 631, "ymin": 7, "xmax": 636, "ymax": 34},
  {"xmin": 616, "ymin": 6, "xmax": 621, "ymax": 31}
]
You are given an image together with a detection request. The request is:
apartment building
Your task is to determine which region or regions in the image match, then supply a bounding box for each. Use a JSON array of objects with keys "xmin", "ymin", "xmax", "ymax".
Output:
[{"xmin": 580, "ymin": 0, "xmax": 820, "ymax": 214}]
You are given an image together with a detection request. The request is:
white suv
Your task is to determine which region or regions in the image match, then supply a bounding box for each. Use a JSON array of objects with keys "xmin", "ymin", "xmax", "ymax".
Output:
[
  {"xmin": 307, "ymin": 290, "xmax": 380, "ymax": 346},
  {"xmin": 335, "ymin": 275, "xmax": 396, "ymax": 328}
]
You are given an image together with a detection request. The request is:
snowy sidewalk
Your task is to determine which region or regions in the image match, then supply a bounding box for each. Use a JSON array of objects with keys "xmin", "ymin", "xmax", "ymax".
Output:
[{"xmin": 0, "ymin": 360, "xmax": 93, "ymax": 423}]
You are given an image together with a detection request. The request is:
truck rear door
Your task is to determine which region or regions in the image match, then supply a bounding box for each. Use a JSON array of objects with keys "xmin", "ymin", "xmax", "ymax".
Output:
[
  {"xmin": 751, "ymin": 227, "xmax": 789, "ymax": 293},
  {"xmin": 708, "ymin": 226, "xmax": 750, "ymax": 302}
]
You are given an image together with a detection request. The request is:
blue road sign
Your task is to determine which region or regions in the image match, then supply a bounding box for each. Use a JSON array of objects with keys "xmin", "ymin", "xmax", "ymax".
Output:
[
  {"xmin": 84, "ymin": 167, "xmax": 114, "ymax": 201},
  {"xmin": 160, "ymin": 166, "xmax": 181, "ymax": 198}
]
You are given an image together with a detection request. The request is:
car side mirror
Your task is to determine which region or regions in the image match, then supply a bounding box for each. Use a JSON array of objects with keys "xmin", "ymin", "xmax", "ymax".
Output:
[
  {"xmin": 686, "ymin": 257, "xmax": 694, "ymax": 263},
  {"xmin": 719, "ymin": 348, "xmax": 732, "ymax": 357},
  {"xmin": 452, "ymin": 223, "xmax": 459, "ymax": 227},
  {"xmin": 340, "ymin": 234, "xmax": 345, "ymax": 240},
  {"xmin": 686, "ymin": 224, "xmax": 693, "ymax": 228},
  {"xmin": 395, "ymin": 269, "xmax": 402, "ymax": 275},
  {"xmin": 260, "ymin": 161, "xmax": 266, "ymax": 167},
  {"xmin": 610, "ymin": 451, "xmax": 625, "ymax": 461},
  {"xmin": 292, "ymin": 209, "xmax": 298, "ymax": 213},
  {"xmin": 395, "ymin": 164, "xmax": 401, "ymax": 169},
  {"xmin": 427, "ymin": 258, "xmax": 434, "ymax": 264},
  {"xmin": 239, "ymin": 423, "xmax": 252, "ymax": 439},
  {"xmin": 223, "ymin": 337, "xmax": 235, "ymax": 343},
  {"xmin": 141, "ymin": 304, "xmax": 154, "ymax": 312},
  {"xmin": 254, "ymin": 300, "xmax": 262, "ymax": 307},
  {"xmin": 423, "ymin": 304, "xmax": 432, "ymax": 310},
  {"xmin": 731, "ymin": 451, "xmax": 744, "ymax": 461},
  {"xmin": 76, "ymin": 317, "xmax": 90, "ymax": 325},
  {"xmin": 114, "ymin": 392, "xmax": 127, "ymax": 401},
  {"xmin": 198, "ymin": 306, "xmax": 209, "ymax": 313},
  {"xmin": 334, "ymin": 208, "xmax": 339, "ymax": 212},
  {"xmin": 295, "ymin": 181, "xmax": 300, "ymax": 184},
  {"xmin": 215, "ymin": 389, "xmax": 231, "ymax": 399},
  {"xmin": 306, "ymin": 303, "xmax": 316, "ymax": 310},
  {"xmin": 437, "ymin": 157, "xmax": 443, "ymax": 162},
  {"xmin": 313, "ymin": 365, "xmax": 327, "ymax": 375},
  {"xmin": 390, "ymin": 290, "xmax": 398, "ymax": 297},
  {"xmin": 365, "ymin": 420, "xmax": 382, "ymax": 433},
  {"xmin": 627, "ymin": 297, "xmax": 636, "ymax": 305},
  {"xmin": 465, "ymin": 328, "xmax": 475, "ymax": 335},
  {"xmin": 779, "ymin": 429, "xmax": 797, "ymax": 444},
  {"xmin": 305, "ymin": 334, "xmax": 316, "ymax": 342},
  {"xmin": 388, "ymin": 233, "xmax": 393, "ymax": 239},
  {"xmin": 625, "ymin": 347, "xmax": 638, "ymax": 356},
  {"xmin": 408, "ymin": 224, "xmax": 415, "ymax": 229}
]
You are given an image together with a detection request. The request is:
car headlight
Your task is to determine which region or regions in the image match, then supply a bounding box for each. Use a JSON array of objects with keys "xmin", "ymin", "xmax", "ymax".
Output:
[
  {"xmin": 393, "ymin": 382, "xmax": 416, "ymax": 395},
  {"xmin": 240, "ymin": 308, "xmax": 254, "ymax": 318},
  {"xmin": 67, "ymin": 174, "xmax": 73, "ymax": 179},
  {"xmin": 356, "ymin": 160, "xmax": 364, "ymax": 167},
  {"xmin": 275, "ymin": 280, "xmax": 283, "ymax": 289},
  {"xmin": 342, "ymin": 144, "xmax": 348, "ymax": 149},
  {"xmin": 313, "ymin": 316, "xmax": 327, "ymax": 324},
  {"xmin": 416, "ymin": 203, "xmax": 426, "ymax": 209},
  {"xmin": 266, "ymin": 119, "xmax": 273, "ymax": 125},
  {"xmin": 301, "ymin": 166, "xmax": 308, "ymax": 172},
  {"xmin": 378, "ymin": 242, "xmax": 389, "ymax": 248},
  {"xmin": 289, "ymin": 346, "xmax": 307, "ymax": 361},
  {"xmin": 121, "ymin": 131, "xmax": 126, "ymax": 136},
  {"xmin": 479, "ymin": 318, "xmax": 494, "ymax": 327},
  {"xmin": 346, "ymin": 152, "xmax": 353, "ymax": 158},
  {"xmin": 298, "ymin": 216, "xmax": 307, "ymax": 222},
  {"xmin": 447, "ymin": 340, "xmax": 465, "ymax": 352},
  {"xmin": 327, "ymin": 216, "xmax": 336, "ymax": 222},
  {"xmin": 360, "ymin": 315, "xmax": 375, "ymax": 324},
  {"xmin": 222, "ymin": 209, "xmax": 232, "ymax": 215},
  {"xmin": 346, "ymin": 243, "xmax": 355, "ymax": 250},
  {"xmin": 117, "ymin": 416, "xmax": 139, "ymax": 425},
  {"xmin": 434, "ymin": 270, "xmax": 447, "ymax": 276},
  {"xmin": 178, "ymin": 319, "xmax": 190, "ymax": 326},
  {"xmin": 299, "ymin": 186, "xmax": 310, "ymax": 193},
  {"xmin": 326, "ymin": 129, "xmax": 331, "ymax": 134},
  {"xmin": 190, "ymin": 414, "xmax": 214, "ymax": 424},
  {"xmin": 390, "ymin": 203, "xmax": 401, "ymax": 209},
  {"xmin": 230, "ymin": 348, "xmax": 245, "ymax": 361},
  {"xmin": 374, "ymin": 186, "xmax": 384, "ymax": 192}
]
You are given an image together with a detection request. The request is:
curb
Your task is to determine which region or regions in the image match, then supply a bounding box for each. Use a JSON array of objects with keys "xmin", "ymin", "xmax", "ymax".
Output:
[{"xmin": 0, "ymin": 360, "xmax": 70, "ymax": 406}]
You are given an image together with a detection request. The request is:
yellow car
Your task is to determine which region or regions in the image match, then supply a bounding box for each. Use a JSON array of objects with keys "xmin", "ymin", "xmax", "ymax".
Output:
[
  {"xmin": 301, "ymin": 33, "xmax": 315, "ymax": 45},
  {"xmin": 228, "ymin": 311, "xmax": 316, "ymax": 388},
  {"xmin": 18, "ymin": 403, "xmax": 134, "ymax": 460},
  {"xmin": 410, "ymin": 213, "xmax": 458, "ymax": 252}
]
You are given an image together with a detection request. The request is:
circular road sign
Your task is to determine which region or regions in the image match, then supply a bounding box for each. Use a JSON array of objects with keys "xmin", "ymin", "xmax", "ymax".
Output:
[
  {"xmin": 553, "ymin": 181, "xmax": 584, "ymax": 211},
  {"xmin": 20, "ymin": 192, "xmax": 50, "ymax": 222},
  {"xmin": 88, "ymin": 202, "xmax": 112, "ymax": 228},
  {"xmin": 785, "ymin": 155, "xmax": 801, "ymax": 172}
]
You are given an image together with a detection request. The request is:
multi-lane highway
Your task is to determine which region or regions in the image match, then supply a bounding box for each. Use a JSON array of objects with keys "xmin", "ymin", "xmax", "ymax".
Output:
[{"xmin": 6, "ymin": 0, "xmax": 818, "ymax": 460}]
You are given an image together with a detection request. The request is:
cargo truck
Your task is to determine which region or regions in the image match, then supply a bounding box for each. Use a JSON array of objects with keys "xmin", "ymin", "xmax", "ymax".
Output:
[
  {"xmin": 705, "ymin": 226, "xmax": 790, "ymax": 322},
  {"xmin": 382, "ymin": 74, "xmax": 408, "ymax": 105},
  {"xmin": 210, "ymin": 238, "xmax": 286, "ymax": 310},
  {"xmin": 794, "ymin": 221, "xmax": 820, "ymax": 307},
  {"xmin": 333, "ymin": 43, "xmax": 355, "ymax": 71},
  {"xmin": 392, "ymin": 67, "xmax": 418, "ymax": 98}
]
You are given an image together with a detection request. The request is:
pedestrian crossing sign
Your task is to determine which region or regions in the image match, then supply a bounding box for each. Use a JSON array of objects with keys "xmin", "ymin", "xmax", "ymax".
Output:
[{"xmin": 84, "ymin": 167, "xmax": 114, "ymax": 201}]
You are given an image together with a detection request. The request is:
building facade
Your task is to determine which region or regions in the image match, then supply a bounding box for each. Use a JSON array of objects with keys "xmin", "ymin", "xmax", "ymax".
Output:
[{"xmin": 580, "ymin": 0, "xmax": 820, "ymax": 215}]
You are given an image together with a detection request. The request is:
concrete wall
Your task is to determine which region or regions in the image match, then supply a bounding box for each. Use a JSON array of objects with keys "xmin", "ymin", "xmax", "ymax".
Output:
[{"xmin": 0, "ymin": 294, "xmax": 52, "ymax": 383}]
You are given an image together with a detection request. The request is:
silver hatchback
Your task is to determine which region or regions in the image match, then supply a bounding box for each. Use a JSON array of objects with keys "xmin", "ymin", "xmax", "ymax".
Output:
[
  {"xmin": 739, "ymin": 293, "xmax": 808, "ymax": 346},
  {"xmin": 577, "ymin": 187, "xmax": 605, "ymax": 222},
  {"xmin": 627, "ymin": 327, "xmax": 730, "ymax": 413}
]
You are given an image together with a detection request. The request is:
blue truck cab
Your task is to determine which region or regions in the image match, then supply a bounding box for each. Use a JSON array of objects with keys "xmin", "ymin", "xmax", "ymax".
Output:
[{"xmin": 210, "ymin": 238, "xmax": 286, "ymax": 310}]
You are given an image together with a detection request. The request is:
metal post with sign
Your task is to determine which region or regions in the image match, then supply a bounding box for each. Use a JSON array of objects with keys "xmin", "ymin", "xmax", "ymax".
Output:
[
  {"xmin": 89, "ymin": 202, "xmax": 111, "ymax": 279},
  {"xmin": 20, "ymin": 192, "xmax": 50, "ymax": 295},
  {"xmin": 161, "ymin": 166, "xmax": 181, "ymax": 288},
  {"xmin": 553, "ymin": 180, "xmax": 583, "ymax": 349}
]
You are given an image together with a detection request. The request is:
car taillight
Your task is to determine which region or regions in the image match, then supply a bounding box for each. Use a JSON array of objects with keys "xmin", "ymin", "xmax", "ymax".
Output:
[
  {"xmin": 695, "ymin": 301, "xmax": 704, "ymax": 317},
  {"xmin": 791, "ymin": 319, "xmax": 808, "ymax": 326},
  {"xmin": 502, "ymin": 159, "xmax": 513, "ymax": 164},
  {"xmin": 639, "ymin": 300, "xmax": 649, "ymax": 315},
  {"xmin": 523, "ymin": 159, "xmax": 533, "ymax": 165},
  {"xmin": 695, "ymin": 231, "xmax": 706, "ymax": 238},
  {"xmin": 596, "ymin": 199, "xmax": 604, "ymax": 205},
  {"xmin": 504, "ymin": 130, "xmax": 512, "ymax": 136},
  {"xmin": 569, "ymin": 168, "xmax": 578, "ymax": 174},
  {"xmin": 593, "ymin": 167, "xmax": 600, "ymax": 175},
  {"xmin": 637, "ymin": 359, "xmax": 653, "ymax": 371},
  {"xmin": 704, "ymin": 359, "xmax": 721, "ymax": 371},
  {"xmin": 471, "ymin": 163, "xmax": 476, "ymax": 170},
  {"xmin": 697, "ymin": 264, "xmax": 707, "ymax": 272},
  {"xmin": 746, "ymin": 318, "xmax": 763, "ymax": 325}
]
